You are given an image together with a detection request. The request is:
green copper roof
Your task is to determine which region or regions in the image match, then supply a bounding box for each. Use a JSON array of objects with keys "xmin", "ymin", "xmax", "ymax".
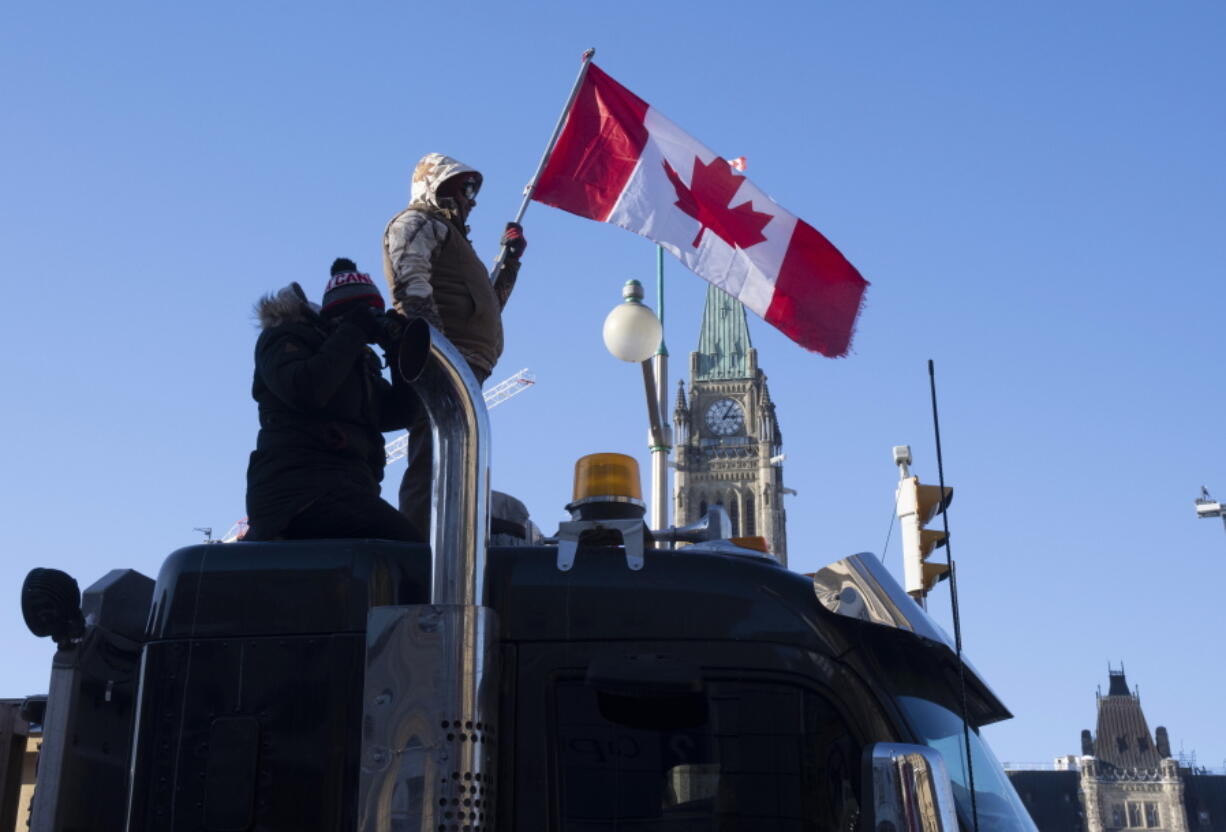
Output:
[{"xmin": 695, "ymin": 284, "xmax": 753, "ymax": 380}]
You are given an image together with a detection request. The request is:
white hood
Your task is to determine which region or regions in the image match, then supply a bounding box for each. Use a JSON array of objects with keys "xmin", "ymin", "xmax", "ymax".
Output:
[{"xmin": 409, "ymin": 153, "xmax": 482, "ymax": 210}]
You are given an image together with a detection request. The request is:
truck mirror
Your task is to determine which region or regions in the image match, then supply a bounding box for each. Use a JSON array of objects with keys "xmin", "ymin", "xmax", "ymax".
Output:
[
  {"xmin": 860, "ymin": 742, "xmax": 960, "ymax": 832},
  {"xmin": 21, "ymin": 568, "xmax": 85, "ymax": 646}
]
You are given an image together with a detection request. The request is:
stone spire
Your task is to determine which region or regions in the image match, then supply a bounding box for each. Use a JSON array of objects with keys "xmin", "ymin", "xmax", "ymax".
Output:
[{"xmin": 673, "ymin": 380, "xmax": 689, "ymax": 446}]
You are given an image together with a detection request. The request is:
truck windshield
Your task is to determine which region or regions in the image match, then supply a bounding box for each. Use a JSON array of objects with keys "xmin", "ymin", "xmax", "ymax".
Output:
[{"xmin": 896, "ymin": 696, "xmax": 1038, "ymax": 832}]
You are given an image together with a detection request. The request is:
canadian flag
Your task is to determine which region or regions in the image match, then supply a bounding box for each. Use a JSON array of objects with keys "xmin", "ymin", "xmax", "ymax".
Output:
[{"xmin": 532, "ymin": 63, "xmax": 868, "ymax": 357}]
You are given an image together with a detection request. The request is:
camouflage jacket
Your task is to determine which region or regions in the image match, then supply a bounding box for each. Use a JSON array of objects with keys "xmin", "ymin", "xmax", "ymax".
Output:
[{"xmin": 382, "ymin": 153, "xmax": 518, "ymax": 377}]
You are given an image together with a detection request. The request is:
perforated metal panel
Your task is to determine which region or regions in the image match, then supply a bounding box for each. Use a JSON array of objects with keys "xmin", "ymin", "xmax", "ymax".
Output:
[{"xmin": 357, "ymin": 605, "xmax": 499, "ymax": 832}]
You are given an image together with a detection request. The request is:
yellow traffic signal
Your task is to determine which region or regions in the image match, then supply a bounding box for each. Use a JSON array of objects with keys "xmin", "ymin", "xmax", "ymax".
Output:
[{"xmin": 897, "ymin": 476, "xmax": 953, "ymax": 600}]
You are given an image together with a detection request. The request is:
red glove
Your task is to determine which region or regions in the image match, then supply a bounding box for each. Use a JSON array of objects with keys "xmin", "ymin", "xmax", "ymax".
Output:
[{"xmin": 500, "ymin": 222, "xmax": 527, "ymax": 260}]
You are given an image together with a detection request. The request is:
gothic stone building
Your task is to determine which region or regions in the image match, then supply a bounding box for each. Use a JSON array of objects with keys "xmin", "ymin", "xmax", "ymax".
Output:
[
  {"xmin": 1008, "ymin": 668, "xmax": 1226, "ymax": 832},
  {"xmin": 673, "ymin": 285, "xmax": 787, "ymax": 564}
]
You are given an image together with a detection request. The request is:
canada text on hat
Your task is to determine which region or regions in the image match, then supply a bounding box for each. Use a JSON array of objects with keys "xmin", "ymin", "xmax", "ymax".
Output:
[{"xmin": 322, "ymin": 259, "xmax": 385, "ymax": 312}]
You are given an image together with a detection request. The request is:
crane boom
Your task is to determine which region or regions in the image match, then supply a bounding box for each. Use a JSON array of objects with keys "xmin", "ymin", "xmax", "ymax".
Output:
[
  {"xmin": 220, "ymin": 369, "xmax": 536, "ymax": 542},
  {"xmin": 383, "ymin": 368, "xmax": 534, "ymax": 465}
]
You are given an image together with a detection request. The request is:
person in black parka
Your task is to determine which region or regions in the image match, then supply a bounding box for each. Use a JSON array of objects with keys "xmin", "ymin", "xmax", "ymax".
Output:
[{"xmin": 243, "ymin": 258, "xmax": 420, "ymax": 542}]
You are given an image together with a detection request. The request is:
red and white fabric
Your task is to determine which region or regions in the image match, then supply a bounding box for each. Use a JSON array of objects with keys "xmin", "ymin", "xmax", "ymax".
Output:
[{"xmin": 532, "ymin": 63, "xmax": 868, "ymax": 357}]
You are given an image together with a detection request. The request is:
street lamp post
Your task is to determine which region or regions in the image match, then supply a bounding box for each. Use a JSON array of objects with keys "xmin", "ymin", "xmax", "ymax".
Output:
[
  {"xmin": 603, "ymin": 279, "xmax": 670, "ymax": 530},
  {"xmin": 651, "ymin": 247, "xmax": 670, "ymax": 531}
]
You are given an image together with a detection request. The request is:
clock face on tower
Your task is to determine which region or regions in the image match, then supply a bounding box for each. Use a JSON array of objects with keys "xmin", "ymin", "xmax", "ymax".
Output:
[{"xmin": 704, "ymin": 398, "xmax": 745, "ymax": 436}]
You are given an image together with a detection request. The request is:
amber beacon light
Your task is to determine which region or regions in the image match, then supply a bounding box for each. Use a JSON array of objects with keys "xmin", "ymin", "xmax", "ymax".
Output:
[{"xmin": 567, "ymin": 453, "xmax": 646, "ymax": 521}]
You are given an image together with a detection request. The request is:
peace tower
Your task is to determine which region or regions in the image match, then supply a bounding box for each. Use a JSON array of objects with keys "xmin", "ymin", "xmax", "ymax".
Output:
[{"xmin": 673, "ymin": 285, "xmax": 788, "ymax": 564}]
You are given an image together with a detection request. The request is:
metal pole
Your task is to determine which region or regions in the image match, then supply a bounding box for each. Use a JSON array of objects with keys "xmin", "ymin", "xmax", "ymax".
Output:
[
  {"xmin": 490, "ymin": 48, "xmax": 596, "ymax": 284},
  {"xmin": 928, "ymin": 359, "xmax": 979, "ymax": 832},
  {"xmin": 641, "ymin": 362, "xmax": 667, "ymax": 456},
  {"xmin": 650, "ymin": 245, "xmax": 670, "ymax": 530},
  {"xmin": 641, "ymin": 357, "xmax": 667, "ymax": 526}
]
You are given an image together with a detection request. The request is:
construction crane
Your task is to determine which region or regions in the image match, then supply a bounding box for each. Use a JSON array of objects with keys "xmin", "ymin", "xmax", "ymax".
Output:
[
  {"xmin": 1195, "ymin": 485, "xmax": 1226, "ymax": 532},
  {"xmin": 384, "ymin": 368, "xmax": 535, "ymax": 465},
  {"xmin": 219, "ymin": 368, "xmax": 536, "ymax": 542}
]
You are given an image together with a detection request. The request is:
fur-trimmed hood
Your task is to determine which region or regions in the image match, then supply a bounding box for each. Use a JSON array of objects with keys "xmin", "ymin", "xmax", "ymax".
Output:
[{"xmin": 254, "ymin": 283, "xmax": 321, "ymax": 330}]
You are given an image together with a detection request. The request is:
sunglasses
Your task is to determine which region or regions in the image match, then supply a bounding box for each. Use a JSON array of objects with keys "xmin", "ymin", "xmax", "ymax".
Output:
[{"xmin": 459, "ymin": 178, "xmax": 480, "ymax": 200}]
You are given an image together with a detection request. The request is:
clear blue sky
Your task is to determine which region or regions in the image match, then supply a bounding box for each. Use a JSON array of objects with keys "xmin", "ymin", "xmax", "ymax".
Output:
[{"xmin": 2, "ymin": 2, "xmax": 1223, "ymax": 768}]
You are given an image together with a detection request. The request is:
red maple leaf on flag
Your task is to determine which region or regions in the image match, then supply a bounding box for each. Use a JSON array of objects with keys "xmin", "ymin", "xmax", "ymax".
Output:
[{"xmin": 663, "ymin": 156, "xmax": 773, "ymax": 250}]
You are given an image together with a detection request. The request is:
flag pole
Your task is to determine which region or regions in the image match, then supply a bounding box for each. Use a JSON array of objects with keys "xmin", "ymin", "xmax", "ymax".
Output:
[{"xmin": 490, "ymin": 48, "xmax": 596, "ymax": 283}]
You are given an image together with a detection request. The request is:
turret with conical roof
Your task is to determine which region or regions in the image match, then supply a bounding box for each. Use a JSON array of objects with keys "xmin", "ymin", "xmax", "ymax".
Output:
[
  {"xmin": 1068, "ymin": 666, "xmax": 1190, "ymax": 832},
  {"xmin": 1089, "ymin": 665, "xmax": 1164, "ymax": 770}
]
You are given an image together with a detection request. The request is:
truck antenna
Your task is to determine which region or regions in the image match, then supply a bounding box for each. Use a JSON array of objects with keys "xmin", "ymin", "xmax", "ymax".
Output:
[{"xmin": 929, "ymin": 359, "xmax": 979, "ymax": 832}]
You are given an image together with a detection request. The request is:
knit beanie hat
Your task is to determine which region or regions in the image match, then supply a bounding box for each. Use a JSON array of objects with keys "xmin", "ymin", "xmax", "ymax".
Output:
[{"xmin": 321, "ymin": 258, "xmax": 385, "ymax": 314}]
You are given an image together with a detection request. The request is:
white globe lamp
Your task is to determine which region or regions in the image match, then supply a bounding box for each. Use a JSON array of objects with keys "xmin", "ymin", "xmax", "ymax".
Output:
[{"xmin": 602, "ymin": 280, "xmax": 662, "ymax": 363}]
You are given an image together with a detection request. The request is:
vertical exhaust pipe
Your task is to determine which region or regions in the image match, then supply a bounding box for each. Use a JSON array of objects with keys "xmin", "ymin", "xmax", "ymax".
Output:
[
  {"xmin": 358, "ymin": 322, "xmax": 499, "ymax": 831},
  {"xmin": 395, "ymin": 318, "xmax": 491, "ymax": 607}
]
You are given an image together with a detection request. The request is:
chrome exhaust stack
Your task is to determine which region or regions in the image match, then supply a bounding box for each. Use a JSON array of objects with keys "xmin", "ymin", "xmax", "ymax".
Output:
[
  {"xmin": 394, "ymin": 317, "xmax": 491, "ymax": 607},
  {"xmin": 358, "ymin": 323, "xmax": 498, "ymax": 831}
]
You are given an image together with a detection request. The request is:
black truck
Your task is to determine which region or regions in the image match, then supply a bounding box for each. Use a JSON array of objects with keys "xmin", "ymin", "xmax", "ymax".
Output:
[{"xmin": 17, "ymin": 327, "xmax": 1038, "ymax": 832}]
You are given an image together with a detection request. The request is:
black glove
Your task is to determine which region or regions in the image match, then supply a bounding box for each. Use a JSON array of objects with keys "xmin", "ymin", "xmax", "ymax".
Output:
[
  {"xmin": 500, "ymin": 222, "xmax": 526, "ymax": 260},
  {"xmin": 400, "ymin": 295, "xmax": 446, "ymax": 333},
  {"xmin": 342, "ymin": 303, "xmax": 382, "ymax": 344},
  {"xmin": 378, "ymin": 309, "xmax": 408, "ymax": 344}
]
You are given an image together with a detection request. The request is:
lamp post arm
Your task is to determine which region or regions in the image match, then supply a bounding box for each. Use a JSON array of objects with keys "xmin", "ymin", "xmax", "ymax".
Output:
[
  {"xmin": 641, "ymin": 359, "xmax": 666, "ymax": 448},
  {"xmin": 642, "ymin": 359, "xmax": 671, "ymax": 530}
]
